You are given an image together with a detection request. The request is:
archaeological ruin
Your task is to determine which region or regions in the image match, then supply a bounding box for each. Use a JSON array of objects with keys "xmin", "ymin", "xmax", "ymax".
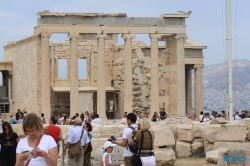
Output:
[{"xmin": 0, "ymin": 10, "xmax": 206, "ymax": 120}]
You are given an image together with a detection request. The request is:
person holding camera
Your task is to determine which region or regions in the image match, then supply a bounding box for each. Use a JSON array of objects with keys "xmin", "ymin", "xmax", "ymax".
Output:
[{"xmin": 111, "ymin": 113, "xmax": 138, "ymax": 166}]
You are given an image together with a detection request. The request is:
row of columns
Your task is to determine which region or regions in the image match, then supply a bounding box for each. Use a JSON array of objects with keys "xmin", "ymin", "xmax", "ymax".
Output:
[{"xmin": 41, "ymin": 31, "xmax": 202, "ymax": 119}]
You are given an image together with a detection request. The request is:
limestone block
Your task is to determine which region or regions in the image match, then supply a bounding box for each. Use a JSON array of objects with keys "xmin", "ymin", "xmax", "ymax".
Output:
[
  {"xmin": 191, "ymin": 141, "xmax": 204, "ymax": 154},
  {"xmin": 152, "ymin": 129, "xmax": 175, "ymax": 146},
  {"xmin": 180, "ymin": 118, "xmax": 192, "ymax": 124},
  {"xmin": 204, "ymin": 124, "xmax": 221, "ymax": 142},
  {"xmin": 206, "ymin": 150, "xmax": 218, "ymax": 164},
  {"xmin": 214, "ymin": 142, "xmax": 243, "ymax": 150},
  {"xmin": 217, "ymin": 148, "xmax": 250, "ymax": 166},
  {"xmin": 216, "ymin": 124, "xmax": 247, "ymax": 142},
  {"xmin": 100, "ymin": 126, "xmax": 120, "ymax": 135},
  {"xmin": 212, "ymin": 118, "xmax": 227, "ymax": 124},
  {"xmin": 192, "ymin": 122, "xmax": 209, "ymax": 138},
  {"xmin": 154, "ymin": 148, "xmax": 176, "ymax": 166},
  {"xmin": 176, "ymin": 124, "xmax": 193, "ymax": 142},
  {"xmin": 205, "ymin": 124, "xmax": 247, "ymax": 142},
  {"xmin": 243, "ymin": 118, "xmax": 250, "ymax": 127},
  {"xmin": 175, "ymin": 141, "xmax": 192, "ymax": 158}
]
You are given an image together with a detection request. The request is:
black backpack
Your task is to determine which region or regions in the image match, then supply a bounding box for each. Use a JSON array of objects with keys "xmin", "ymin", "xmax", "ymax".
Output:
[{"xmin": 128, "ymin": 126, "xmax": 138, "ymax": 153}]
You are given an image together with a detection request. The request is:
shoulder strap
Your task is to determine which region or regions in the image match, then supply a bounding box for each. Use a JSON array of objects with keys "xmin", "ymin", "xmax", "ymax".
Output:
[
  {"xmin": 128, "ymin": 126, "xmax": 135, "ymax": 130},
  {"xmin": 149, "ymin": 130, "xmax": 154, "ymax": 156},
  {"xmin": 138, "ymin": 131, "xmax": 144, "ymax": 155},
  {"xmin": 25, "ymin": 134, "xmax": 43, "ymax": 166},
  {"xmin": 78, "ymin": 129, "xmax": 84, "ymax": 143}
]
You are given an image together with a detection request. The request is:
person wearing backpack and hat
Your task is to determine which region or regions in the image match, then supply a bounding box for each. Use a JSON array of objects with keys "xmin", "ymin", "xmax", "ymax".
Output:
[
  {"xmin": 64, "ymin": 118, "xmax": 90, "ymax": 166},
  {"xmin": 111, "ymin": 113, "xmax": 138, "ymax": 166}
]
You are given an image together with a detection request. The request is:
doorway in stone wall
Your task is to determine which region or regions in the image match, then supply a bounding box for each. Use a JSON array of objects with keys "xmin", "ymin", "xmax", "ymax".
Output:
[{"xmin": 93, "ymin": 92, "xmax": 116, "ymax": 119}]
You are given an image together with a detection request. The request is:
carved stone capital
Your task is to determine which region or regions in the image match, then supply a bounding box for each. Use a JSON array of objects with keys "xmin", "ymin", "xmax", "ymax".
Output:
[
  {"xmin": 194, "ymin": 64, "xmax": 204, "ymax": 70},
  {"xmin": 41, "ymin": 32, "xmax": 51, "ymax": 40},
  {"xmin": 67, "ymin": 33, "xmax": 81, "ymax": 41},
  {"xmin": 175, "ymin": 34, "xmax": 188, "ymax": 42},
  {"xmin": 96, "ymin": 33, "xmax": 108, "ymax": 40},
  {"xmin": 149, "ymin": 33, "xmax": 161, "ymax": 41},
  {"xmin": 122, "ymin": 33, "xmax": 135, "ymax": 40}
]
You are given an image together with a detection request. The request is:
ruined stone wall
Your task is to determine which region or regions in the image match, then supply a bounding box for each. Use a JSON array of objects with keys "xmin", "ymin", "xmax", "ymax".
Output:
[
  {"xmin": 112, "ymin": 41, "xmax": 176, "ymax": 117},
  {"xmin": 4, "ymin": 35, "xmax": 41, "ymax": 114}
]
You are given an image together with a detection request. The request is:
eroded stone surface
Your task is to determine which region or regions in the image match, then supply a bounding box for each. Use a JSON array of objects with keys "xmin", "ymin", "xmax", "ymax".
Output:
[
  {"xmin": 175, "ymin": 141, "xmax": 192, "ymax": 158},
  {"xmin": 176, "ymin": 124, "xmax": 193, "ymax": 141},
  {"xmin": 153, "ymin": 129, "xmax": 175, "ymax": 146},
  {"xmin": 206, "ymin": 150, "xmax": 218, "ymax": 164},
  {"xmin": 155, "ymin": 148, "xmax": 176, "ymax": 166}
]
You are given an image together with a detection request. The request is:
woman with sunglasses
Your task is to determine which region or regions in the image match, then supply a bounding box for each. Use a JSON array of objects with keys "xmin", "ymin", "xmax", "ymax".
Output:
[
  {"xmin": 16, "ymin": 113, "xmax": 58, "ymax": 166},
  {"xmin": 0, "ymin": 121, "xmax": 19, "ymax": 166}
]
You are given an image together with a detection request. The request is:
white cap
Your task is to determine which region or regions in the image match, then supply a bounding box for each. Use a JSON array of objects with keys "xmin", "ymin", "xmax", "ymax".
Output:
[{"xmin": 103, "ymin": 141, "xmax": 116, "ymax": 150}]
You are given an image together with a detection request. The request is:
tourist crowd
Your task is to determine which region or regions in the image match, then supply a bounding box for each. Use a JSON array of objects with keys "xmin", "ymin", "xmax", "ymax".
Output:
[
  {"xmin": 188, "ymin": 110, "xmax": 250, "ymax": 122},
  {"xmin": 0, "ymin": 108, "xmax": 157, "ymax": 166}
]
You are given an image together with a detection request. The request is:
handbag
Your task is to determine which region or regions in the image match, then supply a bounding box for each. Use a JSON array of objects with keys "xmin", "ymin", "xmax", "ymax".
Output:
[
  {"xmin": 131, "ymin": 131, "xmax": 144, "ymax": 166},
  {"xmin": 25, "ymin": 134, "xmax": 43, "ymax": 166},
  {"xmin": 68, "ymin": 129, "xmax": 84, "ymax": 158}
]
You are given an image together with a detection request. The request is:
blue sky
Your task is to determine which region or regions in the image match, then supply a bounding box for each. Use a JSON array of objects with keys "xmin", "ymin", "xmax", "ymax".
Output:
[{"xmin": 0, "ymin": 0, "xmax": 249, "ymax": 83}]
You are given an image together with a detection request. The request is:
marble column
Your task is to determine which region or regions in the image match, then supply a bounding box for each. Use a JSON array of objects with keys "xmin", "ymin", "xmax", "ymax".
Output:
[
  {"xmin": 175, "ymin": 34, "xmax": 187, "ymax": 117},
  {"xmin": 41, "ymin": 32, "xmax": 51, "ymax": 120},
  {"xmin": 122, "ymin": 33, "xmax": 135, "ymax": 113},
  {"xmin": 50, "ymin": 46, "xmax": 55, "ymax": 87},
  {"xmin": 8, "ymin": 78, "xmax": 11, "ymax": 99},
  {"xmin": 68, "ymin": 33, "xmax": 80, "ymax": 117},
  {"xmin": 194, "ymin": 64, "xmax": 203, "ymax": 117},
  {"xmin": 96, "ymin": 33, "xmax": 108, "ymax": 120},
  {"xmin": 185, "ymin": 65, "xmax": 192, "ymax": 117},
  {"xmin": 150, "ymin": 34, "xmax": 161, "ymax": 115}
]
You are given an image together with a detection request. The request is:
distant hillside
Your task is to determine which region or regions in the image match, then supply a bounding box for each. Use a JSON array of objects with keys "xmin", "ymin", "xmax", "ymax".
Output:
[{"xmin": 202, "ymin": 59, "xmax": 250, "ymax": 111}]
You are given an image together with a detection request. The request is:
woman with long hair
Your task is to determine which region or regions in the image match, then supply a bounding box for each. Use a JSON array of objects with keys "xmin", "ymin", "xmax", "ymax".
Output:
[
  {"xmin": 16, "ymin": 113, "xmax": 58, "ymax": 166},
  {"xmin": 0, "ymin": 121, "xmax": 19, "ymax": 166},
  {"xmin": 80, "ymin": 113, "xmax": 85, "ymax": 125}
]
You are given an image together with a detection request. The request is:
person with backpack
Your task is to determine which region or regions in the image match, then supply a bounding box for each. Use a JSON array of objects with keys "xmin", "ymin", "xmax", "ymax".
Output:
[
  {"xmin": 130, "ymin": 118, "xmax": 155, "ymax": 166},
  {"xmin": 63, "ymin": 118, "xmax": 90, "ymax": 166},
  {"xmin": 112, "ymin": 113, "xmax": 138, "ymax": 166}
]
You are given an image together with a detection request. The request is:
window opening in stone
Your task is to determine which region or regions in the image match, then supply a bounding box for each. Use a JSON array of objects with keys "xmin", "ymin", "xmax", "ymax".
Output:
[
  {"xmin": 58, "ymin": 59, "xmax": 68, "ymax": 79},
  {"xmin": 78, "ymin": 58, "xmax": 87, "ymax": 79}
]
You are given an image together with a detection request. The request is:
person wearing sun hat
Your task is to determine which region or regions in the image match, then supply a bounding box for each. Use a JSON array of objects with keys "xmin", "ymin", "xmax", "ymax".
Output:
[
  {"xmin": 64, "ymin": 118, "xmax": 90, "ymax": 166},
  {"xmin": 100, "ymin": 141, "xmax": 120, "ymax": 166}
]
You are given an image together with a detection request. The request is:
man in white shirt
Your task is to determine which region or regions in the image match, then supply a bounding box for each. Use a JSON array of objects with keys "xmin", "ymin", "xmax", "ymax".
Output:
[
  {"xmin": 64, "ymin": 118, "xmax": 90, "ymax": 166},
  {"xmin": 112, "ymin": 113, "xmax": 138, "ymax": 166},
  {"xmin": 233, "ymin": 111, "xmax": 242, "ymax": 120},
  {"xmin": 92, "ymin": 114, "xmax": 102, "ymax": 124}
]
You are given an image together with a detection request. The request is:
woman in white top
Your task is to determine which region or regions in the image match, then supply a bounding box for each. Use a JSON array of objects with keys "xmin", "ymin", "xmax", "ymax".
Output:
[
  {"xmin": 101, "ymin": 141, "xmax": 120, "ymax": 166},
  {"xmin": 16, "ymin": 113, "xmax": 58, "ymax": 166}
]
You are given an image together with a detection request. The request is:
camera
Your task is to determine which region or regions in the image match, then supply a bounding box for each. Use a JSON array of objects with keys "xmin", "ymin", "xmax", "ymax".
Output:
[{"xmin": 108, "ymin": 136, "xmax": 117, "ymax": 142}]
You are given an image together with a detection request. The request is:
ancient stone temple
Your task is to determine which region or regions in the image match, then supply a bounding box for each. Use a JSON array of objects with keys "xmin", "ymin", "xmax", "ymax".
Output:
[{"xmin": 0, "ymin": 11, "xmax": 206, "ymax": 120}]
